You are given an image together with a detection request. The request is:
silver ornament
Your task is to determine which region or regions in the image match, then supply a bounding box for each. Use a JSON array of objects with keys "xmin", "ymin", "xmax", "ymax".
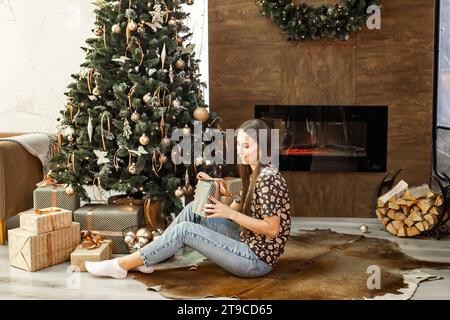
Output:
[
  {"xmin": 161, "ymin": 136, "xmax": 171, "ymax": 147},
  {"xmin": 138, "ymin": 237, "xmax": 149, "ymax": 246},
  {"xmin": 360, "ymin": 225, "xmax": 369, "ymax": 234},
  {"xmin": 152, "ymin": 229, "xmax": 164, "ymax": 238},
  {"xmin": 131, "ymin": 112, "xmax": 140, "ymax": 122},
  {"xmin": 136, "ymin": 228, "xmax": 152, "ymax": 239},
  {"xmin": 133, "ymin": 243, "xmax": 143, "ymax": 250},
  {"xmin": 126, "ymin": 230, "xmax": 136, "ymax": 238},
  {"xmin": 124, "ymin": 235, "xmax": 135, "ymax": 245}
]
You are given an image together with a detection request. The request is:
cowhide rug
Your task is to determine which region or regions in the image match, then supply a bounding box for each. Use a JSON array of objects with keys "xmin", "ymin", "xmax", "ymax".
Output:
[{"xmin": 131, "ymin": 230, "xmax": 450, "ymax": 300}]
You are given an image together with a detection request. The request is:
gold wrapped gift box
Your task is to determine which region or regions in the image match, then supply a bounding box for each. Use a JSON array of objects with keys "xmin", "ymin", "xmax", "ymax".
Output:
[
  {"xmin": 19, "ymin": 207, "xmax": 72, "ymax": 234},
  {"xmin": 8, "ymin": 222, "xmax": 81, "ymax": 272},
  {"xmin": 70, "ymin": 239, "xmax": 112, "ymax": 272}
]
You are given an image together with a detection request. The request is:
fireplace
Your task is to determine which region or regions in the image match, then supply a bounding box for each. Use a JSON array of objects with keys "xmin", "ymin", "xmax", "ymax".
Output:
[{"xmin": 255, "ymin": 105, "xmax": 388, "ymax": 172}]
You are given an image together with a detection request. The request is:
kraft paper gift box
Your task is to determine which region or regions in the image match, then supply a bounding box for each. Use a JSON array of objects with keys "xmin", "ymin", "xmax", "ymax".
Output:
[
  {"xmin": 33, "ymin": 186, "xmax": 80, "ymax": 212},
  {"xmin": 70, "ymin": 239, "xmax": 112, "ymax": 272},
  {"xmin": 8, "ymin": 222, "xmax": 81, "ymax": 272},
  {"xmin": 73, "ymin": 204, "xmax": 144, "ymax": 254},
  {"xmin": 19, "ymin": 207, "xmax": 72, "ymax": 234}
]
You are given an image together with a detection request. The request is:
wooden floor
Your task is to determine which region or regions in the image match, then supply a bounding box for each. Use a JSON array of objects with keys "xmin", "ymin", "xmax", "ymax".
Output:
[{"xmin": 1, "ymin": 217, "xmax": 450, "ymax": 300}]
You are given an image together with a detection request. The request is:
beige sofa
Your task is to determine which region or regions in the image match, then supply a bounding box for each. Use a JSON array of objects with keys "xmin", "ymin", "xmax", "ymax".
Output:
[{"xmin": 0, "ymin": 133, "xmax": 43, "ymax": 244}]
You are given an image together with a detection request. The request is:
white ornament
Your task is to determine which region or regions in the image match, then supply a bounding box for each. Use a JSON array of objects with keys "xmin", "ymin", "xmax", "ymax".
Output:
[
  {"xmin": 94, "ymin": 150, "xmax": 110, "ymax": 165},
  {"xmin": 123, "ymin": 118, "xmax": 132, "ymax": 139},
  {"xmin": 129, "ymin": 146, "xmax": 149, "ymax": 156},
  {"xmin": 87, "ymin": 116, "xmax": 93, "ymax": 143},
  {"xmin": 360, "ymin": 225, "xmax": 369, "ymax": 234}
]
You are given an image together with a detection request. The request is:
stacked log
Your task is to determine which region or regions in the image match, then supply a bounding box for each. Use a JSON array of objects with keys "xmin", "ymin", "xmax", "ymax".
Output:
[{"xmin": 376, "ymin": 181, "xmax": 443, "ymax": 237}]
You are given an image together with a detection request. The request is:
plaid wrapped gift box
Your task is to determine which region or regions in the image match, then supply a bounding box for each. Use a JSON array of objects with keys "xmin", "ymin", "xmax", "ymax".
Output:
[
  {"xmin": 33, "ymin": 186, "xmax": 80, "ymax": 212},
  {"xmin": 73, "ymin": 204, "xmax": 144, "ymax": 254}
]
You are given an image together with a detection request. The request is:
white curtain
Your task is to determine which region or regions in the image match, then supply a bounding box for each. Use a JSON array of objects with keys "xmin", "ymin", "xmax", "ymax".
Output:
[{"xmin": 0, "ymin": 0, "xmax": 209, "ymax": 133}]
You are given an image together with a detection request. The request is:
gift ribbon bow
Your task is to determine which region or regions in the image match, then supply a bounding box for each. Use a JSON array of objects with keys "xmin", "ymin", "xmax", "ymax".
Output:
[
  {"xmin": 78, "ymin": 230, "xmax": 108, "ymax": 250},
  {"xmin": 36, "ymin": 175, "xmax": 65, "ymax": 188},
  {"xmin": 33, "ymin": 208, "xmax": 63, "ymax": 215}
]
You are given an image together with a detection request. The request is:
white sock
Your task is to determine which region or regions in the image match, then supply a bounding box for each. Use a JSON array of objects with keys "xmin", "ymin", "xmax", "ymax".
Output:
[
  {"xmin": 85, "ymin": 258, "xmax": 128, "ymax": 279},
  {"xmin": 133, "ymin": 265, "xmax": 155, "ymax": 274}
]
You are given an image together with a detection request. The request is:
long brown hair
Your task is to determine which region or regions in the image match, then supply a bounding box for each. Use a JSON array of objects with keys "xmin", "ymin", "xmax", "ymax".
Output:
[{"xmin": 237, "ymin": 119, "xmax": 272, "ymax": 216}]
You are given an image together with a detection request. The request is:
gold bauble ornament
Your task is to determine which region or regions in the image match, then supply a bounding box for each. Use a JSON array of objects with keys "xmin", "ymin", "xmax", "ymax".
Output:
[
  {"xmin": 65, "ymin": 185, "xmax": 75, "ymax": 195},
  {"xmin": 183, "ymin": 77, "xmax": 192, "ymax": 87},
  {"xmin": 161, "ymin": 136, "xmax": 171, "ymax": 147},
  {"xmin": 175, "ymin": 58, "xmax": 185, "ymax": 70},
  {"xmin": 172, "ymin": 100, "xmax": 181, "ymax": 108},
  {"xmin": 128, "ymin": 20, "xmax": 138, "ymax": 31},
  {"xmin": 131, "ymin": 112, "xmax": 141, "ymax": 122},
  {"xmin": 168, "ymin": 17, "xmax": 177, "ymax": 27},
  {"xmin": 94, "ymin": 26, "xmax": 104, "ymax": 36},
  {"xmin": 143, "ymin": 93, "xmax": 152, "ymax": 105},
  {"xmin": 194, "ymin": 156, "xmax": 204, "ymax": 166},
  {"xmin": 181, "ymin": 126, "xmax": 191, "ymax": 135},
  {"xmin": 139, "ymin": 133, "xmax": 150, "ymax": 146},
  {"xmin": 174, "ymin": 187, "xmax": 184, "ymax": 198},
  {"xmin": 92, "ymin": 87, "xmax": 101, "ymax": 96},
  {"xmin": 182, "ymin": 184, "xmax": 194, "ymax": 198},
  {"xmin": 111, "ymin": 24, "xmax": 121, "ymax": 34},
  {"xmin": 160, "ymin": 154, "xmax": 168, "ymax": 164},
  {"xmin": 137, "ymin": 26, "xmax": 146, "ymax": 35},
  {"xmin": 186, "ymin": 0, "xmax": 194, "ymax": 5},
  {"xmin": 193, "ymin": 107, "xmax": 209, "ymax": 122},
  {"xmin": 129, "ymin": 163, "xmax": 138, "ymax": 174}
]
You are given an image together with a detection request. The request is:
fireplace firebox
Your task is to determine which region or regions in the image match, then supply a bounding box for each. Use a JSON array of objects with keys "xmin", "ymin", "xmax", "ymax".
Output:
[{"xmin": 255, "ymin": 105, "xmax": 388, "ymax": 172}]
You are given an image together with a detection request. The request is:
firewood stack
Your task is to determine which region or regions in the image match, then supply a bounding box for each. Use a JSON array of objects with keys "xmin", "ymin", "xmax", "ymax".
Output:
[{"xmin": 376, "ymin": 180, "xmax": 443, "ymax": 237}]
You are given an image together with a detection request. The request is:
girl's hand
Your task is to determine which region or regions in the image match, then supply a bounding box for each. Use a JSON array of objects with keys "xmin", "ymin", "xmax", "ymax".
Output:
[{"xmin": 202, "ymin": 196, "xmax": 235, "ymax": 219}]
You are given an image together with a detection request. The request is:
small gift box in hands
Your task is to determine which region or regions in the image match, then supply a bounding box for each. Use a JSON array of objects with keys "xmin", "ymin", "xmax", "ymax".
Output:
[{"xmin": 191, "ymin": 172, "xmax": 232, "ymax": 217}]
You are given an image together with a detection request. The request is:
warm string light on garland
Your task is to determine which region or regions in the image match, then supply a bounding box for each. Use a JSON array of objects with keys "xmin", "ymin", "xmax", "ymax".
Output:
[{"xmin": 258, "ymin": 0, "xmax": 381, "ymax": 41}]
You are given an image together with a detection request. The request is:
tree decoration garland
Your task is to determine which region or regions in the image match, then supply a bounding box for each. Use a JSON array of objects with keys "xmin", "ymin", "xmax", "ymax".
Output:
[{"xmin": 258, "ymin": 0, "xmax": 380, "ymax": 41}]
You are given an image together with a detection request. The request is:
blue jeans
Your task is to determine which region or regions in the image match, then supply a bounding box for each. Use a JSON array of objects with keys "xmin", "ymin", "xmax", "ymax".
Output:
[{"xmin": 138, "ymin": 202, "xmax": 273, "ymax": 278}]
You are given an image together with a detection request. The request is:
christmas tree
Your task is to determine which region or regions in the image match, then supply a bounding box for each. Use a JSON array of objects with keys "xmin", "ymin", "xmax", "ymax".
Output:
[{"xmin": 51, "ymin": 0, "xmax": 222, "ymax": 217}]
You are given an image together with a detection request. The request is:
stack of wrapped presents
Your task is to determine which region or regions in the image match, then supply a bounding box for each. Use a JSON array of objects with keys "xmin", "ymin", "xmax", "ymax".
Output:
[
  {"xmin": 8, "ymin": 183, "xmax": 144, "ymax": 272},
  {"xmin": 8, "ymin": 207, "xmax": 81, "ymax": 272}
]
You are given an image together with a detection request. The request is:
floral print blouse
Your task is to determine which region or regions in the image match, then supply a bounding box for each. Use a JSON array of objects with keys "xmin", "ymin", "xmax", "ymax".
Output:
[{"xmin": 240, "ymin": 165, "xmax": 291, "ymax": 267}]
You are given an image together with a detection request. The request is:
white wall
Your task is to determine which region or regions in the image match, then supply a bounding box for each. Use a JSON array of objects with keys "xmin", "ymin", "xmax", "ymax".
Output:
[{"xmin": 0, "ymin": 0, "xmax": 208, "ymax": 133}]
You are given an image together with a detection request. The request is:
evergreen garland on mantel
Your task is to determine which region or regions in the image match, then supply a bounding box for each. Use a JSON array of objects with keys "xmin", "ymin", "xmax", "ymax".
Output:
[{"xmin": 258, "ymin": 0, "xmax": 381, "ymax": 42}]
